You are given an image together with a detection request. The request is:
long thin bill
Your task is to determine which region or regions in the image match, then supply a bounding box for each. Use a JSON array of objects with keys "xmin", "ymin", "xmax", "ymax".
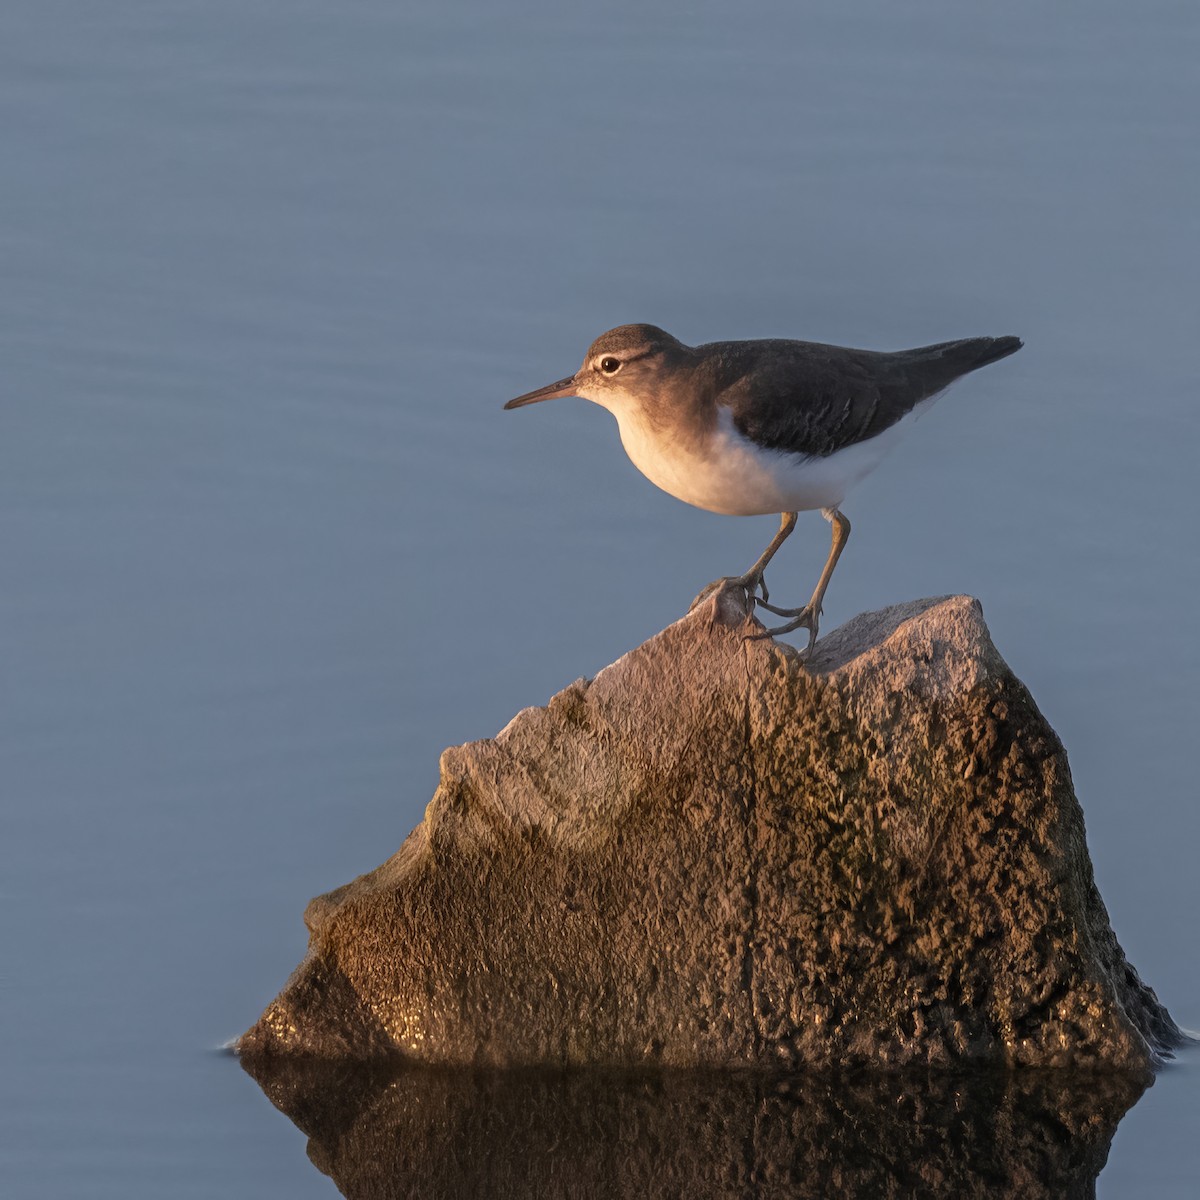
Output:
[{"xmin": 503, "ymin": 375, "xmax": 578, "ymax": 409}]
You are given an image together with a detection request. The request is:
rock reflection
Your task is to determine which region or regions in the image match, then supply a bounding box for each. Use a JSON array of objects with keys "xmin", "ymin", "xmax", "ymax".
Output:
[{"xmin": 242, "ymin": 1057, "xmax": 1148, "ymax": 1198}]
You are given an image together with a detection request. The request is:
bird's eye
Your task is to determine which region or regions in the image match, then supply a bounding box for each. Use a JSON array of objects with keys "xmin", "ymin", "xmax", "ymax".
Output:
[{"xmin": 599, "ymin": 356, "xmax": 621, "ymax": 374}]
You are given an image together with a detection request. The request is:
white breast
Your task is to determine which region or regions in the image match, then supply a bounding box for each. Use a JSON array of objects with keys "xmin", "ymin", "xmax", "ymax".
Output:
[{"xmin": 612, "ymin": 405, "xmax": 929, "ymax": 517}]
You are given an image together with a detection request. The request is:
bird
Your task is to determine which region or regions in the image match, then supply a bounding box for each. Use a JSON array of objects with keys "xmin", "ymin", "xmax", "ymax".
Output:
[{"xmin": 504, "ymin": 324, "xmax": 1022, "ymax": 652}]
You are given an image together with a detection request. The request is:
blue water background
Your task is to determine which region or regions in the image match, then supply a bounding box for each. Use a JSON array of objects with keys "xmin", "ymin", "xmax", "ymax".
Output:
[{"xmin": 2, "ymin": 2, "xmax": 1197, "ymax": 1195}]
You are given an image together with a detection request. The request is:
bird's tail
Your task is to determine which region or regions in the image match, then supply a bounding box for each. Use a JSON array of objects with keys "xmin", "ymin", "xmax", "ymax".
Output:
[
  {"xmin": 887, "ymin": 335, "xmax": 1023, "ymax": 404},
  {"xmin": 964, "ymin": 335, "xmax": 1023, "ymax": 369},
  {"xmin": 915, "ymin": 335, "xmax": 1024, "ymax": 373}
]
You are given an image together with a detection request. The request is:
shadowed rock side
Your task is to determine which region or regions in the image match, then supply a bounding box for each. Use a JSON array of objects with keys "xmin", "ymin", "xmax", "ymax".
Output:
[
  {"xmin": 240, "ymin": 587, "xmax": 1181, "ymax": 1069},
  {"xmin": 241, "ymin": 1057, "xmax": 1147, "ymax": 1200}
]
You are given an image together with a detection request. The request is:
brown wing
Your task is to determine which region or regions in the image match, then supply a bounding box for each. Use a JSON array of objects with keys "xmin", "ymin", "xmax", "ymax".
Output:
[{"xmin": 707, "ymin": 336, "xmax": 1022, "ymax": 459}]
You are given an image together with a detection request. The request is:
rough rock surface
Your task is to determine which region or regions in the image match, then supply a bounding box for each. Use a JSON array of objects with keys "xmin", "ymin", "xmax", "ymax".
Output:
[{"xmin": 240, "ymin": 587, "xmax": 1181, "ymax": 1069}]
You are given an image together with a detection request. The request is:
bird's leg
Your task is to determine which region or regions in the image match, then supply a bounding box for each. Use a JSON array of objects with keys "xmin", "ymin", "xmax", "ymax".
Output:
[
  {"xmin": 689, "ymin": 512, "xmax": 797, "ymax": 611},
  {"xmin": 736, "ymin": 511, "xmax": 797, "ymax": 600},
  {"xmin": 754, "ymin": 508, "xmax": 851, "ymax": 655}
]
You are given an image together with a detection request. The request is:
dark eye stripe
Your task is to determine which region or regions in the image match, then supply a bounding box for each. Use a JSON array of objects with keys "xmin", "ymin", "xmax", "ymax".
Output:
[{"xmin": 596, "ymin": 347, "xmax": 652, "ymax": 373}]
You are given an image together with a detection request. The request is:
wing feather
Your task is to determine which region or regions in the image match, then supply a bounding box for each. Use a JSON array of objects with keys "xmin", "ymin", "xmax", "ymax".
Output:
[{"xmin": 702, "ymin": 337, "xmax": 1021, "ymax": 458}]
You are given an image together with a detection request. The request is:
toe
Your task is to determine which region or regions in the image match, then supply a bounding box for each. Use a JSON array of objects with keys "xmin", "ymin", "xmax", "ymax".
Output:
[{"xmin": 746, "ymin": 604, "xmax": 820, "ymax": 646}]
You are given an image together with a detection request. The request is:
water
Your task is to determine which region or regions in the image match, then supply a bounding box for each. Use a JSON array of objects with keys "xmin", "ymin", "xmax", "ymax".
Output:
[{"xmin": 2, "ymin": 1, "xmax": 1197, "ymax": 1195}]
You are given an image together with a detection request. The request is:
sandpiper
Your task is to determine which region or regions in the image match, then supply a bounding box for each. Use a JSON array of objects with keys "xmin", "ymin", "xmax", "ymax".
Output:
[{"xmin": 505, "ymin": 324, "xmax": 1022, "ymax": 651}]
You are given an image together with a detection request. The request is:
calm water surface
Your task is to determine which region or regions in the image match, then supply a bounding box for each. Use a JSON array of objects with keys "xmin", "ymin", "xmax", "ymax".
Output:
[{"xmin": 2, "ymin": 2, "xmax": 1197, "ymax": 1196}]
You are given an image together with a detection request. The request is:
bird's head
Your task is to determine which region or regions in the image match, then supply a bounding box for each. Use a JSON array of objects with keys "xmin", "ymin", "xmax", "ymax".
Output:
[{"xmin": 504, "ymin": 324, "xmax": 688, "ymax": 417}]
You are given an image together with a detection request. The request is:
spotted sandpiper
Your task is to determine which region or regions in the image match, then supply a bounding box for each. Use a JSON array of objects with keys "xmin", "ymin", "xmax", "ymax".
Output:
[{"xmin": 505, "ymin": 324, "xmax": 1022, "ymax": 652}]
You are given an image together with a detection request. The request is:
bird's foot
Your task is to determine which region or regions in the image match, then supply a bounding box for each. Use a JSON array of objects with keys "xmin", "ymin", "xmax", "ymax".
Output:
[
  {"xmin": 689, "ymin": 572, "xmax": 766, "ymax": 614},
  {"xmin": 749, "ymin": 599, "xmax": 821, "ymax": 656}
]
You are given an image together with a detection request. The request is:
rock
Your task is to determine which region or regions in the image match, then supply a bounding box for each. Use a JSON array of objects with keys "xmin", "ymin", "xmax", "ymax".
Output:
[
  {"xmin": 239, "ymin": 586, "xmax": 1182, "ymax": 1069},
  {"xmin": 241, "ymin": 1057, "xmax": 1148, "ymax": 1200}
]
